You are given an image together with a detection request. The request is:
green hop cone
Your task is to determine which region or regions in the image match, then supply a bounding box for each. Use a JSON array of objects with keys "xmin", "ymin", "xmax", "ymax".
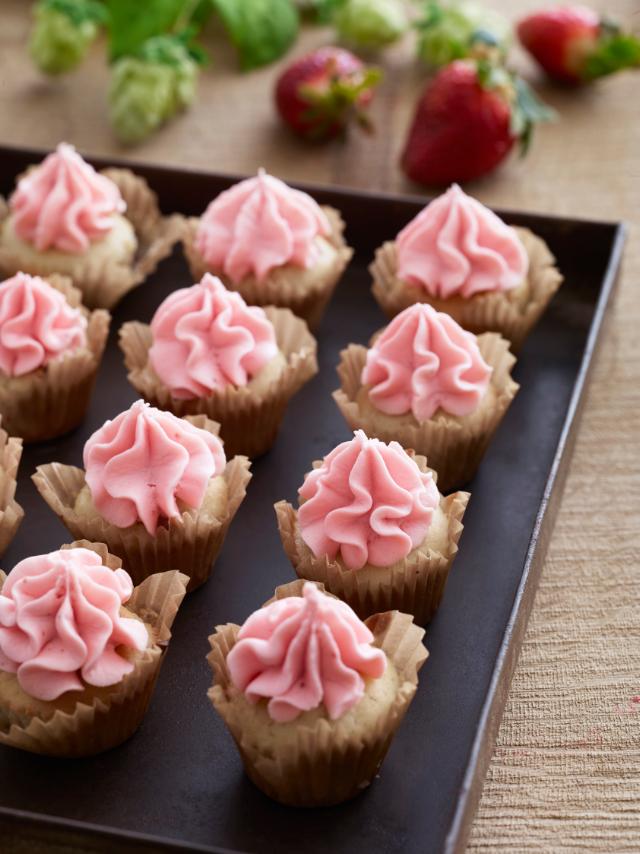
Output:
[
  {"xmin": 108, "ymin": 36, "xmax": 199, "ymax": 145},
  {"xmin": 417, "ymin": 1, "xmax": 511, "ymax": 68},
  {"xmin": 29, "ymin": 0, "xmax": 105, "ymax": 76},
  {"xmin": 335, "ymin": 0, "xmax": 408, "ymax": 49}
]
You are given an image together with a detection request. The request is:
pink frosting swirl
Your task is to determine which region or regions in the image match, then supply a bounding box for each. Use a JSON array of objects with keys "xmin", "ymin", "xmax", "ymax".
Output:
[
  {"xmin": 195, "ymin": 169, "xmax": 331, "ymax": 284},
  {"xmin": 227, "ymin": 581, "xmax": 386, "ymax": 722},
  {"xmin": 9, "ymin": 142, "xmax": 126, "ymax": 253},
  {"xmin": 298, "ymin": 430, "xmax": 439, "ymax": 571},
  {"xmin": 362, "ymin": 303, "xmax": 492, "ymax": 421},
  {"xmin": 0, "ymin": 272, "xmax": 87, "ymax": 377},
  {"xmin": 148, "ymin": 273, "xmax": 278, "ymax": 399},
  {"xmin": 396, "ymin": 184, "xmax": 528, "ymax": 298},
  {"xmin": 0, "ymin": 547, "xmax": 148, "ymax": 701},
  {"xmin": 83, "ymin": 401, "xmax": 226, "ymax": 535}
]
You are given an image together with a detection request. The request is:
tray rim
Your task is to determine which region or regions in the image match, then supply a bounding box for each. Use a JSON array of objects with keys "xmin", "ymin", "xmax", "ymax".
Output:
[
  {"xmin": 0, "ymin": 143, "xmax": 627, "ymax": 854},
  {"xmin": 443, "ymin": 219, "xmax": 626, "ymax": 853}
]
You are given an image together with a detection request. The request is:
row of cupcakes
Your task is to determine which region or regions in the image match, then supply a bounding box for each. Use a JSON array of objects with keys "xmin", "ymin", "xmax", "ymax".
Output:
[
  {"xmin": 0, "ymin": 265, "xmax": 520, "ymax": 491},
  {"xmin": 21, "ymin": 396, "xmax": 465, "ymax": 623},
  {"xmin": 0, "ymin": 143, "xmax": 562, "ymax": 346},
  {"xmin": 0, "ymin": 539, "xmax": 426, "ymax": 807}
]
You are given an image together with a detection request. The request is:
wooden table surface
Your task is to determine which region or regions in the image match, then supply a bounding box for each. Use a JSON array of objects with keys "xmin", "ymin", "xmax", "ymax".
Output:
[{"xmin": 1, "ymin": 1, "xmax": 638, "ymax": 850}]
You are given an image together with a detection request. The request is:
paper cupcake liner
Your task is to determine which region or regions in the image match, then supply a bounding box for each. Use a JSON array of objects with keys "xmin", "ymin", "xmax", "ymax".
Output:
[
  {"xmin": 275, "ymin": 470, "xmax": 468, "ymax": 627},
  {"xmin": 0, "ymin": 541, "xmax": 188, "ymax": 757},
  {"xmin": 0, "ymin": 169, "xmax": 183, "ymax": 311},
  {"xmin": 333, "ymin": 332, "xmax": 519, "ymax": 492},
  {"xmin": 370, "ymin": 227, "xmax": 563, "ymax": 351},
  {"xmin": 32, "ymin": 416, "xmax": 252, "ymax": 591},
  {"xmin": 183, "ymin": 206, "xmax": 353, "ymax": 331},
  {"xmin": 120, "ymin": 306, "xmax": 318, "ymax": 459},
  {"xmin": 0, "ymin": 417, "xmax": 23, "ymax": 557},
  {"xmin": 207, "ymin": 579, "xmax": 428, "ymax": 807},
  {"xmin": 0, "ymin": 275, "xmax": 110, "ymax": 442}
]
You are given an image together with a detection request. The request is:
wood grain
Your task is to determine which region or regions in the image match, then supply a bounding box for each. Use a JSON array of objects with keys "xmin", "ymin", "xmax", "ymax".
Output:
[{"xmin": 0, "ymin": 0, "xmax": 638, "ymax": 850}]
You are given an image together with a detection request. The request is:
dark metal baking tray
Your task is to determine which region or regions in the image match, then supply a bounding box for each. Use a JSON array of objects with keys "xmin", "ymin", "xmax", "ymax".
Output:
[{"xmin": 0, "ymin": 144, "xmax": 625, "ymax": 854}]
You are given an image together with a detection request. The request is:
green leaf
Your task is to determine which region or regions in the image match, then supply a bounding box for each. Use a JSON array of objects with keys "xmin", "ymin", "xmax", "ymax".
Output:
[
  {"xmin": 584, "ymin": 33, "xmax": 640, "ymax": 79},
  {"xmin": 40, "ymin": 0, "xmax": 108, "ymax": 27},
  {"xmin": 211, "ymin": 0, "xmax": 299, "ymax": 70},
  {"xmin": 511, "ymin": 76, "xmax": 556, "ymax": 155},
  {"xmin": 106, "ymin": 0, "xmax": 190, "ymax": 60}
]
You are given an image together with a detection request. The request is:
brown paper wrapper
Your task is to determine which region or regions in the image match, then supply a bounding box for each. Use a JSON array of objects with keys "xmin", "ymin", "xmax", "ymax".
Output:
[
  {"xmin": 120, "ymin": 306, "xmax": 318, "ymax": 458},
  {"xmin": 183, "ymin": 206, "xmax": 353, "ymax": 330},
  {"xmin": 275, "ymin": 453, "xmax": 469, "ymax": 625},
  {"xmin": 0, "ymin": 540, "xmax": 188, "ymax": 757},
  {"xmin": 32, "ymin": 415, "xmax": 252, "ymax": 591},
  {"xmin": 0, "ymin": 417, "xmax": 23, "ymax": 556},
  {"xmin": 333, "ymin": 332, "xmax": 519, "ymax": 492},
  {"xmin": 370, "ymin": 227, "xmax": 563, "ymax": 351},
  {"xmin": 0, "ymin": 274, "xmax": 110, "ymax": 442},
  {"xmin": 0, "ymin": 168, "xmax": 183, "ymax": 311},
  {"xmin": 207, "ymin": 579, "xmax": 428, "ymax": 807}
]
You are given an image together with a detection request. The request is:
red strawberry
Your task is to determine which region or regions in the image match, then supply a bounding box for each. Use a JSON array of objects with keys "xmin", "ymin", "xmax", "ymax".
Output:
[
  {"xmin": 518, "ymin": 6, "xmax": 640, "ymax": 85},
  {"xmin": 275, "ymin": 47, "xmax": 381, "ymax": 141},
  {"xmin": 401, "ymin": 59, "xmax": 554, "ymax": 186}
]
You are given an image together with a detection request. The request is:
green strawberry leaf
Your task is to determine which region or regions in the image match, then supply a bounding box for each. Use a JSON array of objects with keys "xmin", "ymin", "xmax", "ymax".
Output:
[
  {"xmin": 584, "ymin": 32, "xmax": 640, "ymax": 79},
  {"xmin": 210, "ymin": 0, "xmax": 299, "ymax": 70},
  {"xmin": 512, "ymin": 76, "xmax": 556, "ymax": 155}
]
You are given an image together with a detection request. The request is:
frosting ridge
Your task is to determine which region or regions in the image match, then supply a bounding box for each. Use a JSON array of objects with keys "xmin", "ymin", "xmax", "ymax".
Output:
[
  {"xmin": 396, "ymin": 184, "xmax": 528, "ymax": 298},
  {"xmin": 0, "ymin": 547, "xmax": 147, "ymax": 701},
  {"xmin": 149, "ymin": 273, "xmax": 278, "ymax": 399},
  {"xmin": 9, "ymin": 143, "xmax": 126, "ymax": 254},
  {"xmin": 0, "ymin": 272, "xmax": 87, "ymax": 377},
  {"xmin": 83, "ymin": 401, "xmax": 226, "ymax": 535},
  {"xmin": 298, "ymin": 430, "xmax": 439, "ymax": 570},
  {"xmin": 362, "ymin": 303, "xmax": 492, "ymax": 420},
  {"xmin": 195, "ymin": 169, "xmax": 331, "ymax": 284},
  {"xmin": 227, "ymin": 581, "xmax": 386, "ymax": 722}
]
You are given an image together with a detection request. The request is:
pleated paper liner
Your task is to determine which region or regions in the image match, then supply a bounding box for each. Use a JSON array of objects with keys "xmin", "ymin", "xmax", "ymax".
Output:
[
  {"xmin": 0, "ymin": 274, "xmax": 110, "ymax": 442},
  {"xmin": 0, "ymin": 416, "xmax": 22, "ymax": 557},
  {"xmin": 0, "ymin": 168, "xmax": 183, "ymax": 310},
  {"xmin": 120, "ymin": 305, "xmax": 318, "ymax": 459},
  {"xmin": 0, "ymin": 540, "xmax": 188, "ymax": 757},
  {"xmin": 276, "ymin": 490, "xmax": 468, "ymax": 627},
  {"xmin": 207, "ymin": 579, "xmax": 428, "ymax": 807},
  {"xmin": 182, "ymin": 206, "xmax": 354, "ymax": 330},
  {"xmin": 371, "ymin": 227, "xmax": 563, "ymax": 351},
  {"xmin": 32, "ymin": 415, "xmax": 252, "ymax": 592},
  {"xmin": 333, "ymin": 332, "xmax": 519, "ymax": 493}
]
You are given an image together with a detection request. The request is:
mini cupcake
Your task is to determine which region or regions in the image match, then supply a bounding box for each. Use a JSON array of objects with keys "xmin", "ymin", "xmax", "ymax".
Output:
[
  {"xmin": 120, "ymin": 273, "xmax": 317, "ymax": 458},
  {"xmin": 0, "ymin": 143, "xmax": 182, "ymax": 310},
  {"xmin": 0, "ymin": 541, "xmax": 188, "ymax": 757},
  {"xmin": 275, "ymin": 431, "xmax": 468, "ymax": 625},
  {"xmin": 371, "ymin": 184, "xmax": 562, "ymax": 350},
  {"xmin": 0, "ymin": 271, "xmax": 109, "ymax": 442},
  {"xmin": 334, "ymin": 303, "xmax": 519, "ymax": 491},
  {"xmin": 32, "ymin": 401, "xmax": 252, "ymax": 591},
  {"xmin": 182, "ymin": 169, "xmax": 353, "ymax": 330},
  {"xmin": 0, "ymin": 417, "xmax": 23, "ymax": 557},
  {"xmin": 208, "ymin": 578, "xmax": 427, "ymax": 806}
]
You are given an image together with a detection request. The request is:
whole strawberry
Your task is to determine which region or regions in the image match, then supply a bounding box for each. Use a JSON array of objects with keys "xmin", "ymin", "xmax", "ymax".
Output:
[
  {"xmin": 401, "ymin": 59, "xmax": 554, "ymax": 186},
  {"xmin": 275, "ymin": 47, "xmax": 382, "ymax": 140},
  {"xmin": 518, "ymin": 6, "xmax": 640, "ymax": 85}
]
